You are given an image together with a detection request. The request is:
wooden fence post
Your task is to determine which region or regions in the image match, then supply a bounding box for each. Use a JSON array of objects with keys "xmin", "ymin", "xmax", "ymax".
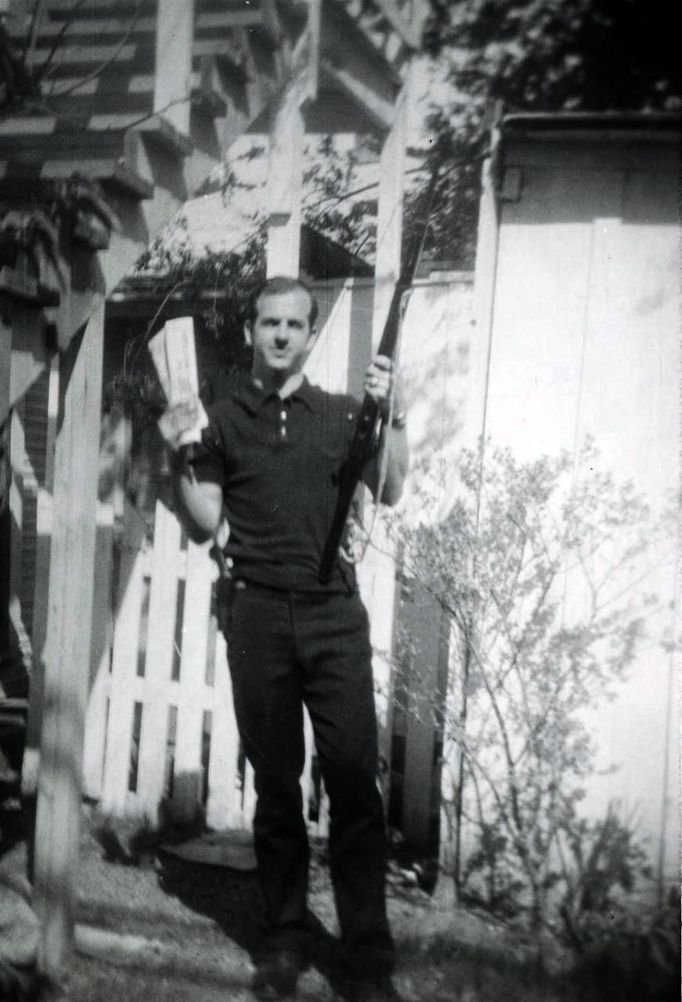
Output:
[
  {"xmin": 32, "ymin": 293, "xmax": 105, "ymax": 977},
  {"xmin": 135, "ymin": 500, "xmax": 182, "ymax": 812},
  {"xmin": 97, "ymin": 496, "xmax": 146, "ymax": 816}
]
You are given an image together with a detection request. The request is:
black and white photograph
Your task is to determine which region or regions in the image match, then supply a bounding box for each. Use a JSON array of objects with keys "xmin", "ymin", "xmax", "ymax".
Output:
[{"xmin": 0, "ymin": 2, "xmax": 679, "ymax": 1000}]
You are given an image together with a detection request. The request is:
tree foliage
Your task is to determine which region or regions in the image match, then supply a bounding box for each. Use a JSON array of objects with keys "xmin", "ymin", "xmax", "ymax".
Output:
[
  {"xmin": 390, "ymin": 440, "xmax": 672, "ymax": 928},
  {"xmin": 302, "ymin": 135, "xmax": 379, "ymax": 260},
  {"xmin": 415, "ymin": 0, "xmax": 682, "ymax": 266},
  {"xmin": 425, "ymin": 0, "xmax": 681, "ymax": 112}
]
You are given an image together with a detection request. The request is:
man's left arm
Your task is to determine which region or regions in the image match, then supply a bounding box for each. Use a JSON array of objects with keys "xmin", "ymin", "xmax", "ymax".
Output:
[{"xmin": 361, "ymin": 355, "xmax": 409, "ymax": 507}]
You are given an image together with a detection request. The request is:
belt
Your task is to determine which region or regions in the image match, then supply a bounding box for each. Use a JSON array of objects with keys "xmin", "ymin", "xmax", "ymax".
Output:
[{"xmin": 230, "ymin": 577, "xmax": 352, "ymax": 602}]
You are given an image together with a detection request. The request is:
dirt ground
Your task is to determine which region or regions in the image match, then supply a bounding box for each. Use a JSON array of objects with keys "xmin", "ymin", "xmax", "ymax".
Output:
[{"xmin": 0, "ymin": 803, "xmax": 656, "ymax": 1002}]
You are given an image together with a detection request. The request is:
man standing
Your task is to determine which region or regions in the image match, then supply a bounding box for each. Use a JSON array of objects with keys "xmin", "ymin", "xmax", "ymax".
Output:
[{"xmin": 165, "ymin": 276, "xmax": 408, "ymax": 1001}]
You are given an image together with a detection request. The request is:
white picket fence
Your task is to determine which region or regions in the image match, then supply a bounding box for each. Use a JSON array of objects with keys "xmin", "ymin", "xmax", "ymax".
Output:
[{"xmin": 82, "ymin": 493, "xmax": 329, "ymax": 838}]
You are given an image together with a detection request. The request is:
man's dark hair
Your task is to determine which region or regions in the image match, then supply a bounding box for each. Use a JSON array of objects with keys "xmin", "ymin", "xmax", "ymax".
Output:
[{"xmin": 246, "ymin": 276, "xmax": 319, "ymax": 328}]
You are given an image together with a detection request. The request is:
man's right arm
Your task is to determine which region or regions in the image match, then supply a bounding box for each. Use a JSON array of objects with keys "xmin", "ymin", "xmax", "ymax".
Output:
[
  {"xmin": 171, "ymin": 449, "xmax": 223, "ymax": 543},
  {"xmin": 159, "ymin": 398, "xmax": 224, "ymax": 542}
]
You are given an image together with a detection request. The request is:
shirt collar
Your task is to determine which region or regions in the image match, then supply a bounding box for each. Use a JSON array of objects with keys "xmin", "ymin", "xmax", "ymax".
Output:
[
  {"xmin": 234, "ymin": 375, "xmax": 318, "ymax": 414},
  {"xmin": 290, "ymin": 376, "xmax": 319, "ymax": 411}
]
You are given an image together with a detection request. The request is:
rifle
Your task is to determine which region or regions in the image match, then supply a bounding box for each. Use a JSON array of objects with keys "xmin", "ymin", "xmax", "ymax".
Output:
[{"xmin": 318, "ymin": 159, "xmax": 442, "ymax": 583}]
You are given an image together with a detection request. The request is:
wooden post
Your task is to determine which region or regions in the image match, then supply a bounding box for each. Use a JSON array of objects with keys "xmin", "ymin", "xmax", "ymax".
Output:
[
  {"xmin": 80, "ymin": 497, "xmax": 116, "ymax": 801},
  {"xmin": 0, "ymin": 315, "xmax": 11, "ymax": 426},
  {"xmin": 364, "ymin": 71, "xmax": 411, "ymax": 747},
  {"xmin": 206, "ymin": 628, "xmax": 241, "ymax": 829},
  {"xmin": 265, "ymin": 91, "xmax": 306, "ymax": 278},
  {"xmin": 371, "ymin": 71, "xmax": 411, "ymax": 346},
  {"xmin": 153, "ymin": 0, "xmax": 195, "ymax": 136},
  {"xmin": 0, "ymin": 315, "xmax": 12, "ymax": 687},
  {"xmin": 265, "ymin": 0, "xmax": 320, "ymax": 278},
  {"xmin": 21, "ymin": 356, "xmax": 58, "ymax": 806},
  {"xmin": 32, "ymin": 293, "xmax": 105, "ymax": 977},
  {"xmin": 172, "ymin": 538, "xmax": 213, "ymax": 820}
]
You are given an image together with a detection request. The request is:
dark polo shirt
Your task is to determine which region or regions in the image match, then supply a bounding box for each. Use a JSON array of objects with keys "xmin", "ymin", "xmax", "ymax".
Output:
[{"xmin": 191, "ymin": 376, "xmax": 362, "ymax": 592}]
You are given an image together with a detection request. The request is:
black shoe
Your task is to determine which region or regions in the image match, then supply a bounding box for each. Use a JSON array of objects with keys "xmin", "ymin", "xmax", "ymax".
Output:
[{"xmin": 252, "ymin": 951, "xmax": 300, "ymax": 1001}]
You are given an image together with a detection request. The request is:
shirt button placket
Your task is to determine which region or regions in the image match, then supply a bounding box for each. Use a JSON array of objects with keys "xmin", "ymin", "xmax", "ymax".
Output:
[{"xmin": 280, "ymin": 407, "xmax": 287, "ymax": 440}]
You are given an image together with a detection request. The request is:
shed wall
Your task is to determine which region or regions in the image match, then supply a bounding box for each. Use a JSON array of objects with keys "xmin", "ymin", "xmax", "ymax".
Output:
[{"xmin": 479, "ymin": 135, "xmax": 678, "ymax": 885}]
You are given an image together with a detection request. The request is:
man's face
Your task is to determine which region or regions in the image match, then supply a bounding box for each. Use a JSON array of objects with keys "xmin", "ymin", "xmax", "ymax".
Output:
[{"xmin": 245, "ymin": 288, "xmax": 316, "ymax": 379}]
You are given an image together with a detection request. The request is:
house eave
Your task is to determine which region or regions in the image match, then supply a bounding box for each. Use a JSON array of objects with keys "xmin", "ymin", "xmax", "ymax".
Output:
[{"xmin": 501, "ymin": 111, "xmax": 682, "ymax": 145}]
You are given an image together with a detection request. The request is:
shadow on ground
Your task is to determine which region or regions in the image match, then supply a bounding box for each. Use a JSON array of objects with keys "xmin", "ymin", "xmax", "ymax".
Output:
[
  {"xmin": 3, "ymin": 807, "xmax": 677, "ymax": 1002},
  {"xmin": 156, "ymin": 845, "xmax": 353, "ymax": 999}
]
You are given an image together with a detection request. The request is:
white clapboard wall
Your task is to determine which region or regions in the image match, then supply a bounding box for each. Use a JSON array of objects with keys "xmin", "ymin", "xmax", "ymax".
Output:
[{"xmin": 83, "ymin": 495, "xmax": 329, "ymax": 838}]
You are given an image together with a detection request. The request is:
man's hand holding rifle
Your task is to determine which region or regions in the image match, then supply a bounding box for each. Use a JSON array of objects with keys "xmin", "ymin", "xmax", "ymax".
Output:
[{"xmin": 360, "ymin": 353, "xmax": 409, "ymax": 507}]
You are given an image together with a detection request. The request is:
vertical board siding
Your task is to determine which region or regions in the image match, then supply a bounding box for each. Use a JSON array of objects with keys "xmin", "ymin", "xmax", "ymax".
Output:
[{"xmin": 479, "ymin": 138, "xmax": 678, "ymax": 890}]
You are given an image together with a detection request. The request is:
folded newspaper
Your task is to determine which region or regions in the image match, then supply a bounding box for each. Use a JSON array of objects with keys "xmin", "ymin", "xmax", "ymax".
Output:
[{"xmin": 148, "ymin": 316, "xmax": 208, "ymax": 447}]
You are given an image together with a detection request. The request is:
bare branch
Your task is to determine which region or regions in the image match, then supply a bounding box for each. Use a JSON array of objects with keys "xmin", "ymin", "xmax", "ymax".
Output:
[
  {"xmin": 21, "ymin": 0, "xmax": 45, "ymax": 70},
  {"xmin": 31, "ymin": 0, "xmax": 90, "ymax": 84}
]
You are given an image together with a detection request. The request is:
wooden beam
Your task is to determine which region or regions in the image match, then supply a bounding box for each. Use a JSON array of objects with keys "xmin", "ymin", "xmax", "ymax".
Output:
[
  {"xmin": 372, "ymin": 0, "xmax": 425, "ymax": 50},
  {"xmin": 320, "ymin": 0, "xmax": 401, "ymax": 88},
  {"xmin": 21, "ymin": 357, "xmax": 58, "ymax": 801},
  {"xmin": 199, "ymin": 0, "xmax": 283, "ymax": 46},
  {"xmin": 363, "ymin": 67, "xmax": 414, "ymax": 756},
  {"xmin": 320, "ymin": 60, "xmax": 394, "ymax": 132},
  {"xmin": 371, "ymin": 70, "xmax": 412, "ymax": 344},
  {"xmin": 0, "ymin": 312, "xmax": 11, "ymax": 435},
  {"xmin": 265, "ymin": 0, "xmax": 321, "ymax": 277},
  {"xmin": 134, "ymin": 115, "xmax": 194, "ymax": 158},
  {"xmin": 265, "ymin": 85, "xmax": 305, "ymax": 278},
  {"xmin": 4, "ymin": 308, "xmax": 53, "ymax": 425},
  {"xmin": 32, "ymin": 292, "xmax": 105, "ymax": 977},
  {"xmin": 0, "ymin": 314, "xmax": 12, "ymax": 686},
  {"xmin": 305, "ymin": 0, "xmax": 321, "ymax": 101},
  {"xmin": 312, "ymin": 0, "xmax": 400, "ymax": 131},
  {"xmin": 153, "ymin": 0, "xmax": 195, "ymax": 137},
  {"xmin": 261, "ymin": 0, "xmax": 282, "ymax": 42}
]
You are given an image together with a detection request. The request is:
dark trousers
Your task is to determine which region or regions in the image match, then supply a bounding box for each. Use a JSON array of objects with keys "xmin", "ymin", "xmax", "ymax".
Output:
[{"xmin": 224, "ymin": 580, "xmax": 394, "ymax": 977}]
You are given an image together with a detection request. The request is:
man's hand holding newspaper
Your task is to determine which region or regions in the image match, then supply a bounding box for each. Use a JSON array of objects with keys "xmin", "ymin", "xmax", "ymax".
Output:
[{"xmin": 148, "ymin": 317, "xmax": 208, "ymax": 452}]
